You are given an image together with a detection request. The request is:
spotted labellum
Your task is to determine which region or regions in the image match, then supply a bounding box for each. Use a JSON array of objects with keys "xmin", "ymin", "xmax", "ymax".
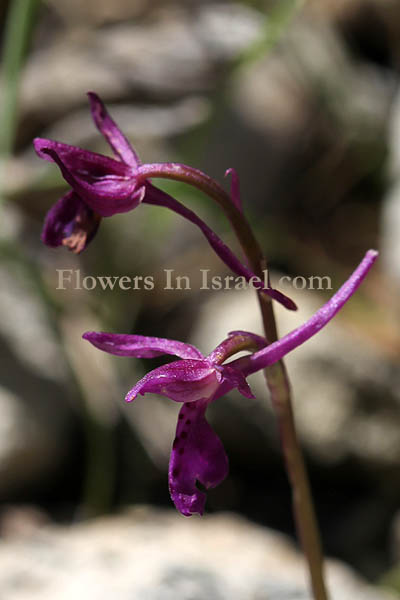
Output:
[{"xmin": 84, "ymin": 250, "xmax": 377, "ymax": 516}]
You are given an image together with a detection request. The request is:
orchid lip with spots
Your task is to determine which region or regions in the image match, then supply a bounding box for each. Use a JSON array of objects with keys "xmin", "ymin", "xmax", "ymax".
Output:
[
  {"xmin": 83, "ymin": 249, "xmax": 377, "ymax": 516},
  {"xmin": 83, "ymin": 329, "xmax": 263, "ymax": 517}
]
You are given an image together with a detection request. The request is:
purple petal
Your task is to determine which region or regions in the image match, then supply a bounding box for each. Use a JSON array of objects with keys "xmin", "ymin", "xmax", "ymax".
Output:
[
  {"xmin": 222, "ymin": 250, "xmax": 379, "ymax": 380},
  {"xmin": 82, "ymin": 331, "xmax": 203, "ymax": 360},
  {"xmin": 207, "ymin": 330, "xmax": 268, "ymax": 364},
  {"xmin": 169, "ymin": 399, "xmax": 229, "ymax": 516},
  {"xmin": 220, "ymin": 365, "xmax": 255, "ymax": 399},
  {"xmin": 228, "ymin": 330, "xmax": 268, "ymax": 348},
  {"xmin": 225, "ymin": 168, "xmax": 242, "ymax": 212},
  {"xmin": 41, "ymin": 191, "xmax": 100, "ymax": 252},
  {"xmin": 143, "ymin": 184, "xmax": 296, "ymax": 311},
  {"xmin": 264, "ymin": 288, "xmax": 297, "ymax": 311},
  {"xmin": 34, "ymin": 138, "xmax": 130, "ymax": 176},
  {"xmin": 41, "ymin": 191, "xmax": 82, "ymax": 247},
  {"xmin": 87, "ymin": 92, "xmax": 140, "ymax": 168},
  {"xmin": 125, "ymin": 360, "xmax": 221, "ymax": 403},
  {"xmin": 38, "ymin": 146, "xmax": 145, "ymax": 217}
]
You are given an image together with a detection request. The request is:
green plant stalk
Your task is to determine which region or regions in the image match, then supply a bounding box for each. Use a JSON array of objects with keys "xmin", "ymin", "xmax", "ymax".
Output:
[
  {"xmin": 143, "ymin": 165, "xmax": 328, "ymax": 600},
  {"xmin": 0, "ymin": 0, "xmax": 38, "ymax": 155},
  {"xmin": 0, "ymin": 0, "xmax": 38, "ymax": 207}
]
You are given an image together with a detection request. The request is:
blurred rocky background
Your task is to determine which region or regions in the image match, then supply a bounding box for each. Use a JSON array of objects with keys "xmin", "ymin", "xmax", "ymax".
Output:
[{"xmin": 0, "ymin": 0, "xmax": 400, "ymax": 598}]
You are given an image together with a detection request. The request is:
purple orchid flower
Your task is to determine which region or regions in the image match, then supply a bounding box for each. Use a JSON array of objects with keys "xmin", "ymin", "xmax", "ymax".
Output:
[
  {"xmin": 34, "ymin": 92, "xmax": 145, "ymax": 253},
  {"xmin": 83, "ymin": 249, "xmax": 377, "ymax": 516},
  {"xmin": 34, "ymin": 93, "xmax": 295, "ymax": 310}
]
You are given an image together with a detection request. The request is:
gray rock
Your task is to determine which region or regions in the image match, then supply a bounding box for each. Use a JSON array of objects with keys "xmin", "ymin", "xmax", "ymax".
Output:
[
  {"xmin": 0, "ymin": 507, "xmax": 395, "ymax": 600},
  {"xmin": 382, "ymin": 89, "xmax": 400, "ymax": 291},
  {"xmin": 46, "ymin": 0, "xmax": 148, "ymax": 26},
  {"xmin": 15, "ymin": 4, "xmax": 262, "ymax": 121},
  {"xmin": 0, "ymin": 256, "xmax": 71, "ymax": 497},
  {"xmin": 233, "ymin": 15, "xmax": 392, "ymax": 138}
]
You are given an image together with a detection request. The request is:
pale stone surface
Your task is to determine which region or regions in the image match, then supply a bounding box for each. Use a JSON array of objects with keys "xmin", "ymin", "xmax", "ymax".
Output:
[
  {"xmin": 17, "ymin": 4, "xmax": 262, "ymax": 119},
  {"xmin": 0, "ymin": 507, "xmax": 396, "ymax": 600},
  {"xmin": 382, "ymin": 89, "xmax": 400, "ymax": 290}
]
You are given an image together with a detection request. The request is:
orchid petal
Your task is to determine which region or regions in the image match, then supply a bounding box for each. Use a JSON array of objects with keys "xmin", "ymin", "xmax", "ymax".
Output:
[
  {"xmin": 144, "ymin": 184, "xmax": 297, "ymax": 311},
  {"xmin": 39, "ymin": 147, "xmax": 145, "ymax": 217},
  {"xmin": 225, "ymin": 168, "xmax": 242, "ymax": 212},
  {"xmin": 207, "ymin": 330, "xmax": 268, "ymax": 364},
  {"xmin": 124, "ymin": 360, "xmax": 221, "ymax": 403},
  {"xmin": 34, "ymin": 138, "xmax": 130, "ymax": 176},
  {"xmin": 41, "ymin": 191, "xmax": 99, "ymax": 251},
  {"xmin": 87, "ymin": 92, "xmax": 140, "ymax": 168},
  {"xmin": 221, "ymin": 250, "xmax": 379, "ymax": 382},
  {"xmin": 82, "ymin": 331, "xmax": 203, "ymax": 360},
  {"xmin": 169, "ymin": 400, "xmax": 229, "ymax": 516},
  {"xmin": 221, "ymin": 365, "xmax": 255, "ymax": 399},
  {"xmin": 228, "ymin": 330, "xmax": 268, "ymax": 349}
]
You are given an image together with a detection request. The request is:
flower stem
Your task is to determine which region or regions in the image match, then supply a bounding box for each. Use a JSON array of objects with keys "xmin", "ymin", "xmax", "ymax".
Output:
[
  {"xmin": 263, "ymin": 362, "xmax": 328, "ymax": 600},
  {"xmin": 141, "ymin": 163, "xmax": 329, "ymax": 600},
  {"xmin": 0, "ymin": 0, "xmax": 38, "ymax": 206}
]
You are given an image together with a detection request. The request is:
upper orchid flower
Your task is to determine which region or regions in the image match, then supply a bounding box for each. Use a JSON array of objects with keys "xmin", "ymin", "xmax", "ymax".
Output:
[
  {"xmin": 34, "ymin": 93, "xmax": 296, "ymax": 310},
  {"xmin": 34, "ymin": 92, "xmax": 145, "ymax": 253},
  {"xmin": 83, "ymin": 250, "xmax": 377, "ymax": 516}
]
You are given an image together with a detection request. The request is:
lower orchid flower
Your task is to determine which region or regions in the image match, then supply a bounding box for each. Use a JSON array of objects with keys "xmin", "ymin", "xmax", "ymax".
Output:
[
  {"xmin": 83, "ymin": 250, "xmax": 377, "ymax": 516},
  {"xmin": 83, "ymin": 329, "xmax": 266, "ymax": 516}
]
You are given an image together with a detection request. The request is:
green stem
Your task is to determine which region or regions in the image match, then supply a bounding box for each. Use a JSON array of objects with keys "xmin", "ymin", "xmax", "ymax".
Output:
[
  {"xmin": 143, "ymin": 165, "xmax": 328, "ymax": 600},
  {"xmin": 263, "ymin": 361, "xmax": 328, "ymax": 600},
  {"xmin": 0, "ymin": 0, "xmax": 38, "ymax": 205},
  {"xmin": 0, "ymin": 0, "xmax": 38, "ymax": 155}
]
